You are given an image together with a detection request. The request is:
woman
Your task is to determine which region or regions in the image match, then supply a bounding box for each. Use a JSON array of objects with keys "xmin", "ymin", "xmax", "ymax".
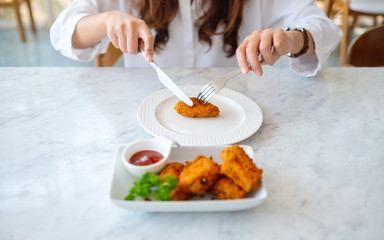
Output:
[{"xmin": 50, "ymin": 0, "xmax": 341, "ymax": 77}]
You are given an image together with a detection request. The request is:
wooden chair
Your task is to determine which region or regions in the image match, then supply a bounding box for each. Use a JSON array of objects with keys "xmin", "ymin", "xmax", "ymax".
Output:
[
  {"xmin": 0, "ymin": 0, "xmax": 36, "ymax": 42},
  {"xmin": 345, "ymin": 25, "xmax": 384, "ymax": 66},
  {"xmin": 96, "ymin": 42, "xmax": 123, "ymax": 67},
  {"xmin": 324, "ymin": 0, "xmax": 384, "ymax": 65}
]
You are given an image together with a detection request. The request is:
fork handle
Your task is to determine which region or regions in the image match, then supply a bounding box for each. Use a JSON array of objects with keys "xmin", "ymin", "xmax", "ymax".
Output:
[{"xmin": 229, "ymin": 69, "xmax": 243, "ymax": 80}]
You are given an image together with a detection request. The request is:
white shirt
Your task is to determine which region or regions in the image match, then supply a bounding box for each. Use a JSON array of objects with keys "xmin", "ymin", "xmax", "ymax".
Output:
[{"xmin": 50, "ymin": 0, "xmax": 342, "ymax": 77}]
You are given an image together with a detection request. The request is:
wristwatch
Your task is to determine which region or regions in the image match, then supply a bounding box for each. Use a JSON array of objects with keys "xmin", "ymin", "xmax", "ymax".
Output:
[{"xmin": 286, "ymin": 27, "xmax": 309, "ymax": 58}]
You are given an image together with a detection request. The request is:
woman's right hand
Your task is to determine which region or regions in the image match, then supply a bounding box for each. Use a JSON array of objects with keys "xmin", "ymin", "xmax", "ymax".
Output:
[{"xmin": 104, "ymin": 11, "xmax": 154, "ymax": 62}]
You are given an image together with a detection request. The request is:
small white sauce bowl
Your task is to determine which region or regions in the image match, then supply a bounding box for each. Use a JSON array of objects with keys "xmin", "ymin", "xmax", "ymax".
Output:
[{"xmin": 121, "ymin": 136, "xmax": 174, "ymax": 178}]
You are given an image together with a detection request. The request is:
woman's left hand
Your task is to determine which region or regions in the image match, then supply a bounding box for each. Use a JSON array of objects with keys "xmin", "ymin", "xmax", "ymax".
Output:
[{"xmin": 236, "ymin": 28, "xmax": 300, "ymax": 76}]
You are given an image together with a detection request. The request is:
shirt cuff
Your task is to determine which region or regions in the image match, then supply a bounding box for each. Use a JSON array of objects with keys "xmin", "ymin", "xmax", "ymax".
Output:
[
  {"xmin": 288, "ymin": 25, "xmax": 322, "ymax": 77},
  {"xmin": 62, "ymin": 13, "xmax": 110, "ymax": 62}
]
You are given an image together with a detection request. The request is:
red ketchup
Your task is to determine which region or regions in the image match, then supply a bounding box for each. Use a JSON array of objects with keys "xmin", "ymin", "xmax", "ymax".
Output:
[{"xmin": 129, "ymin": 150, "xmax": 164, "ymax": 166}]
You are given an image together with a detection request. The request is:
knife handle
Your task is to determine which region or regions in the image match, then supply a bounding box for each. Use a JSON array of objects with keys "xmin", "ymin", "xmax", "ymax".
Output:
[
  {"xmin": 139, "ymin": 47, "xmax": 160, "ymax": 71},
  {"xmin": 138, "ymin": 47, "xmax": 149, "ymax": 61}
]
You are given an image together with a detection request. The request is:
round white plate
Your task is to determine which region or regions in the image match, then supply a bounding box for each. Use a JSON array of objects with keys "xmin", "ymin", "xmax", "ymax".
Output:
[{"xmin": 137, "ymin": 85, "xmax": 263, "ymax": 146}]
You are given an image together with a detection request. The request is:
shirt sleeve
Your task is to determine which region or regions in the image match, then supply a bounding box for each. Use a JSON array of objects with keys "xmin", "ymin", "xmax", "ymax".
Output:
[
  {"xmin": 262, "ymin": 0, "xmax": 342, "ymax": 77},
  {"xmin": 49, "ymin": 0, "xmax": 115, "ymax": 62}
]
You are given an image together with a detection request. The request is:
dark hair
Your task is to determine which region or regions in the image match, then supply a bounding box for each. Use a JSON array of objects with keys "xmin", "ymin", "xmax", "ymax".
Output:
[{"xmin": 137, "ymin": 0, "xmax": 247, "ymax": 57}]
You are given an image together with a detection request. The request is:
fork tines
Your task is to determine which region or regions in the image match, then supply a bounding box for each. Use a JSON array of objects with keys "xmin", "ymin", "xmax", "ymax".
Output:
[{"xmin": 197, "ymin": 83, "xmax": 215, "ymax": 104}]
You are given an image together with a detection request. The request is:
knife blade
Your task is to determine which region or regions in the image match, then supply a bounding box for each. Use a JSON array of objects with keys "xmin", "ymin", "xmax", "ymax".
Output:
[{"xmin": 139, "ymin": 48, "xmax": 193, "ymax": 107}]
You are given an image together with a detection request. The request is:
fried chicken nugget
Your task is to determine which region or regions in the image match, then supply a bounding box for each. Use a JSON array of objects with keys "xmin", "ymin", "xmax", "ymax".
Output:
[
  {"xmin": 178, "ymin": 155, "xmax": 220, "ymax": 194},
  {"xmin": 174, "ymin": 97, "xmax": 220, "ymax": 118},
  {"xmin": 210, "ymin": 176, "xmax": 246, "ymax": 200},
  {"xmin": 220, "ymin": 145, "xmax": 263, "ymax": 192},
  {"xmin": 159, "ymin": 162, "xmax": 185, "ymax": 180},
  {"xmin": 159, "ymin": 162, "xmax": 191, "ymax": 201}
]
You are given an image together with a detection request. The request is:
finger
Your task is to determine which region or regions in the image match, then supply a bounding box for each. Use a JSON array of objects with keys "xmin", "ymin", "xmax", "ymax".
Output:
[
  {"xmin": 245, "ymin": 35, "xmax": 263, "ymax": 76},
  {"xmin": 125, "ymin": 24, "xmax": 139, "ymax": 54},
  {"xmin": 126, "ymin": 35, "xmax": 139, "ymax": 55},
  {"xmin": 138, "ymin": 26, "xmax": 154, "ymax": 62},
  {"xmin": 259, "ymin": 29, "xmax": 274, "ymax": 65},
  {"xmin": 272, "ymin": 28, "xmax": 288, "ymax": 56},
  {"xmin": 108, "ymin": 31, "xmax": 120, "ymax": 50},
  {"xmin": 236, "ymin": 38, "xmax": 251, "ymax": 74},
  {"xmin": 271, "ymin": 51, "xmax": 280, "ymax": 65},
  {"xmin": 117, "ymin": 29, "xmax": 127, "ymax": 53}
]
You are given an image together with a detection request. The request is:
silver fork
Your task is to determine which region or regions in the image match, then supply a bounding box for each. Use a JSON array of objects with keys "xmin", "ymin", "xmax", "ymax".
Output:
[
  {"xmin": 196, "ymin": 69, "xmax": 242, "ymax": 104},
  {"xmin": 196, "ymin": 46, "xmax": 274, "ymax": 104}
]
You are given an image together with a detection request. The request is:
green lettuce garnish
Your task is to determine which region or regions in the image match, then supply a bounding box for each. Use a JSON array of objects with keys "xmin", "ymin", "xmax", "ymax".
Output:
[{"xmin": 124, "ymin": 172, "xmax": 178, "ymax": 201}]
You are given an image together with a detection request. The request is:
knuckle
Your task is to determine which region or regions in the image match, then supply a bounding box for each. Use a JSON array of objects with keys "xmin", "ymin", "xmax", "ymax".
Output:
[
  {"xmin": 113, "ymin": 23, "xmax": 124, "ymax": 33},
  {"xmin": 126, "ymin": 21, "xmax": 135, "ymax": 30},
  {"xmin": 259, "ymin": 44, "xmax": 269, "ymax": 52},
  {"xmin": 276, "ymin": 28, "xmax": 284, "ymax": 34},
  {"xmin": 136, "ymin": 19, "xmax": 146, "ymax": 25},
  {"xmin": 147, "ymin": 34, "xmax": 154, "ymax": 42},
  {"xmin": 118, "ymin": 23, "xmax": 126, "ymax": 30},
  {"xmin": 236, "ymin": 46, "xmax": 245, "ymax": 54},
  {"xmin": 107, "ymin": 29, "xmax": 114, "ymax": 36},
  {"xmin": 252, "ymin": 30, "xmax": 261, "ymax": 36},
  {"xmin": 273, "ymin": 41, "xmax": 283, "ymax": 49},
  {"xmin": 235, "ymin": 47, "xmax": 242, "ymax": 55},
  {"xmin": 246, "ymin": 44, "xmax": 258, "ymax": 53},
  {"xmin": 145, "ymin": 49, "xmax": 154, "ymax": 54},
  {"xmin": 243, "ymin": 36, "xmax": 251, "ymax": 42},
  {"xmin": 143, "ymin": 34, "xmax": 154, "ymax": 44},
  {"xmin": 263, "ymin": 28, "xmax": 272, "ymax": 34}
]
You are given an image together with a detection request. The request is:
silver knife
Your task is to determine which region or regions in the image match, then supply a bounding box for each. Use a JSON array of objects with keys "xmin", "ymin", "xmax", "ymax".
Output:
[{"xmin": 139, "ymin": 48, "xmax": 193, "ymax": 107}]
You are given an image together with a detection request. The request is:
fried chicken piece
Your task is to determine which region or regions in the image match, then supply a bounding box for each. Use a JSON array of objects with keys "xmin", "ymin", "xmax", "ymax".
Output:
[
  {"xmin": 159, "ymin": 162, "xmax": 191, "ymax": 201},
  {"xmin": 168, "ymin": 186, "xmax": 192, "ymax": 201},
  {"xmin": 210, "ymin": 176, "xmax": 246, "ymax": 200},
  {"xmin": 174, "ymin": 97, "xmax": 220, "ymax": 118},
  {"xmin": 178, "ymin": 155, "xmax": 220, "ymax": 194},
  {"xmin": 220, "ymin": 145, "xmax": 263, "ymax": 192},
  {"xmin": 159, "ymin": 162, "xmax": 185, "ymax": 180}
]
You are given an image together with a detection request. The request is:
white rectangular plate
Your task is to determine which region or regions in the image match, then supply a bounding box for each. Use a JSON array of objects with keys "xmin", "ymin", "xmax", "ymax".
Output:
[{"xmin": 109, "ymin": 145, "xmax": 267, "ymax": 212}]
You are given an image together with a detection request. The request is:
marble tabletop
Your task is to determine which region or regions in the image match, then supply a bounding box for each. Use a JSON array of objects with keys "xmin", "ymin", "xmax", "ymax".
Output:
[{"xmin": 0, "ymin": 67, "xmax": 383, "ymax": 240}]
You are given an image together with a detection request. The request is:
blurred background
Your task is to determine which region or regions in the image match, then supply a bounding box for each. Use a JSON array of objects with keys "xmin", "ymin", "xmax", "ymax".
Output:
[
  {"xmin": 0, "ymin": 0, "xmax": 96, "ymax": 66},
  {"xmin": 0, "ymin": 0, "xmax": 382, "ymax": 67}
]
